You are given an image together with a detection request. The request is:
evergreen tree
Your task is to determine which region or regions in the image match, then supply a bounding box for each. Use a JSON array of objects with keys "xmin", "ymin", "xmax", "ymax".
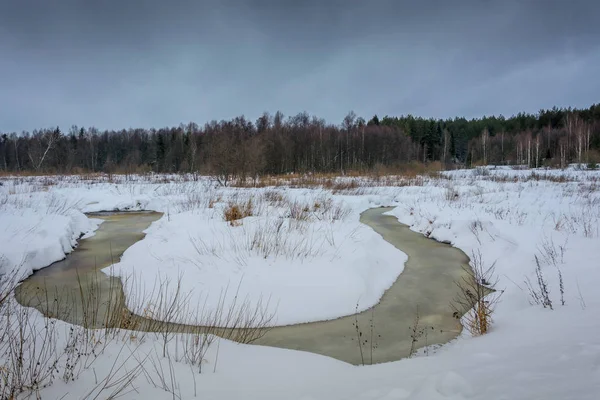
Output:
[{"xmin": 368, "ymin": 115, "xmax": 380, "ymax": 126}]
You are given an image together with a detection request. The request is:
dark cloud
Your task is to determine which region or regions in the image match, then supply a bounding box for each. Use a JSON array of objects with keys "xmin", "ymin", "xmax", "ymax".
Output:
[{"xmin": 1, "ymin": 0, "xmax": 599, "ymax": 131}]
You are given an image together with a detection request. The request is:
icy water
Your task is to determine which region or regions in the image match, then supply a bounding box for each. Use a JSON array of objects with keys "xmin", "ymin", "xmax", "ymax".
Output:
[
  {"xmin": 14, "ymin": 211, "xmax": 163, "ymax": 328},
  {"xmin": 257, "ymin": 207, "xmax": 470, "ymax": 364},
  {"xmin": 15, "ymin": 207, "xmax": 473, "ymax": 365}
]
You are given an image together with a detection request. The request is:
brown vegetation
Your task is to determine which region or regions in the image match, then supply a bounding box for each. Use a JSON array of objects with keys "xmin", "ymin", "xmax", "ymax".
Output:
[
  {"xmin": 223, "ymin": 198, "xmax": 254, "ymax": 225},
  {"xmin": 451, "ymin": 250, "xmax": 501, "ymax": 336}
]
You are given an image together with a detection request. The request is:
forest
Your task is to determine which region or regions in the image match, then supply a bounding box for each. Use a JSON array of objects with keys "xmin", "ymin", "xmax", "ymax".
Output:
[{"xmin": 1, "ymin": 104, "xmax": 599, "ymax": 179}]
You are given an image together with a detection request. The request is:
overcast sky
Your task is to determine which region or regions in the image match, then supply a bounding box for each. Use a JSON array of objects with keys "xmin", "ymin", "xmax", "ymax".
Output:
[{"xmin": 1, "ymin": 0, "xmax": 599, "ymax": 132}]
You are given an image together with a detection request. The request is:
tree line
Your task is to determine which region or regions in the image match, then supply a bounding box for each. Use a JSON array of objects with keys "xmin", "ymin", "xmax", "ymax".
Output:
[{"xmin": 1, "ymin": 104, "xmax": 599, "ymax": 179}]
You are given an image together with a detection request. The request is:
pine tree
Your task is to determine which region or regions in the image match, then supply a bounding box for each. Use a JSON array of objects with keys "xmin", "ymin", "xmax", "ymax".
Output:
[{"xmin": 368, "ymin": 115, "xmax": 380, "ymax": 126}]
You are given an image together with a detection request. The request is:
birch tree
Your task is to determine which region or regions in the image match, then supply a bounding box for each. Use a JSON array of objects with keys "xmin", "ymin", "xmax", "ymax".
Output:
[
  {"xmin": 481, "ymin": 128, "xmax": 489, "ymax": 165},
  {"xmin": 27, "ymin": 128, "xmax": 60, "ymax": 171}
]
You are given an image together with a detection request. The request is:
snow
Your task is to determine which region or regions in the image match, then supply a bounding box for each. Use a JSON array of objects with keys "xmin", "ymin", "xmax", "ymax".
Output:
[
  {"xmin": 389, "ymin": 167, "xmax": 600, "ymax": 313},
  {"xmin": 2, "ymin": 177, "xmax": 404, "ymax": 325},
  {"xmin": 1, "ymin": 167, "xmax": 600, "ymax": 399},
  {"xmin": 108, "ymin": 194, "xmax": 405, "ymax": 326},
  {"xmin": 0, "ymin": 182, "xmax": 99, "ymax": 280}
]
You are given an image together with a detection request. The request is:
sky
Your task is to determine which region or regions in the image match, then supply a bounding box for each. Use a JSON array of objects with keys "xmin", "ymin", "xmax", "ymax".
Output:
[{"xmin": 1, "ymin": 0, "xmax": 599, "ymax": 132}]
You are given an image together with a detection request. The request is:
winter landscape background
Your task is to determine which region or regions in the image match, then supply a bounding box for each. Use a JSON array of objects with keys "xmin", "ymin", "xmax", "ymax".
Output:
[{"xmin": 2, "ymin": 0, "xmax": 600, "ymax": 398}]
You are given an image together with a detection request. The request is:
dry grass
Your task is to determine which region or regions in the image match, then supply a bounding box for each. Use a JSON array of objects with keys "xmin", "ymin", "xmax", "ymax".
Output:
[
  {"xmin": 261, "ymin": 190, "xmax": 288, "ymax": 208},
  {"xmin": 2, "ymin": 163, "xmax": 599, "ymax": 190},
  {"xmin": 208, "ymin": 194, "xmax": 222, "ymax": 209},
  {"xmin": 223, "ymin": 198, "xmax": 254, "ymax": 225},
  {"xmin": 451, "ymin": 250, "xmax": 500, "ymax": 336},
  {"xmin": 1, "ymin": 165, "xmax": 437, "ymax": 187},
  {"xmin": 190, "ymin": 191, "xmax": 352, "ymax": 266},
  {"xmin": 444, "ymin": 183, "xmax": 460, "ymax": 201},
  {"xmin": 288, "ymin": 200, "xmax": 311, "ymax": 221},
  {"xmin": 3, "ymin": 264, "xmax": 275, "ymax": 398},
  {"xmin": 227, "ymin": 165, "xmax": 438, "ymax": 190}
]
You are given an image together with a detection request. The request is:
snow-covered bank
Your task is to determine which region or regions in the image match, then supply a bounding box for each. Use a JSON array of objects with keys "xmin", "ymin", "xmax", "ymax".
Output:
[
  {"xmin": 111, "ymin": 200, "xmax": 405, "ymax": 326},
  {"xmin": 389, "ymin": 167, "xmax": 600, "ymax": 313},
  {"xmin": 0, "ymin": 182, "xmax": 100, "ymax": 281},
  {"xmin": 4, "ymin": 293, "xmax": 599, "ymax": 400}
]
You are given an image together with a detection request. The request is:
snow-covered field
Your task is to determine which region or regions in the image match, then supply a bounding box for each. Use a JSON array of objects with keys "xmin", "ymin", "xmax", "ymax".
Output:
[{"xmin": 1, "ymin": 167, "xmax": 599, "ymax": 399}]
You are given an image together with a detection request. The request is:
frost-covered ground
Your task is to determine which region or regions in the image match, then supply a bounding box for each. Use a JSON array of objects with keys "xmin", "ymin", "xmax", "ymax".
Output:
[{"xmin": 1, "ymin": 167, "xmax": 599, "ymax": 399}]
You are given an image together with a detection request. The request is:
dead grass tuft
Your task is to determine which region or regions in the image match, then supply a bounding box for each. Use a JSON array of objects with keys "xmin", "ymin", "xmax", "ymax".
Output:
[
  {"xmin": 223, "ymin": 198, "xmax": 254, "ymax": 225},
  {"xmin": 451, "ymin": 250, "xmax": 500, "ymax": 336},
  {"xmin": 262, "ymin": 190, "xmax": 287, "ymax": 207},
  {"xmin": 288, "ymin": 201, "xmax": 311, "ymax": 221}
]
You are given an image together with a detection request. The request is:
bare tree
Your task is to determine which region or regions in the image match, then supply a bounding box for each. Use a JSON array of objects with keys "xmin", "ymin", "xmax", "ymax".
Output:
[
  {"xmin": 87, "ymin": 127, "xmax": 99, "ymax": 171},
  {"xmin": 245, "ymin": 135, "xmax": 266, "ymax": 186},
  {"xmin": 535, "ymin": 133, "xmax": 540, "ymax": 168},
  {"xmin": 342, "ymin": 111, "xmax": 356, "ymax": 173},
  {"xmin": 575, "ymin": 115, "xmax": 584, "ymax": 164},
  {"xmin": 559, "ymin": 136, "xmax": 567, "ymax": 169},
  {"xmin": 208, "ymin": 128, "xmax": 238, "ymax": 186},
  {"xmin": 27, "ymin": 128, "xmax": 60, "ymax": 171},
  {"xmin": 442, "ymin": 128, "xmax": 450, "ymax": 167},
  {"xmin": 526, "ymin": 131, "xmax": 532, "ymax": 167},
  {"xmin": 500, "ymin": 131, "xmax": 505, "ymax": 164},
  {"xmin": 585, "ymin": 124, "xmax": 591, "ymax": 162},
  {"xmin": 481, "ymin": 128, "xmax": 489, "ymax": 165},
  {"xmin": 13, "ymin": 133, "xmax": 21, "ymax": 171},
  {"xmin": 565, "ymin": 112, "xmax": 574, "ymax": 162},
  {"xmin": 1, "ymin": 105, "xmax": 599, "ymax": 175}
]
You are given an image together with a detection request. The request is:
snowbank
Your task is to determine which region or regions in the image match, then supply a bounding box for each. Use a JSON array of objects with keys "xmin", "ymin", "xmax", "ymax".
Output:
[
  {"xmin": 97, "ymin": 188, "xmax": 404, "ymax": 326},
  {"xmin": 0, "ymin": 182, "xmax": 99, "ymax": 280}
]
